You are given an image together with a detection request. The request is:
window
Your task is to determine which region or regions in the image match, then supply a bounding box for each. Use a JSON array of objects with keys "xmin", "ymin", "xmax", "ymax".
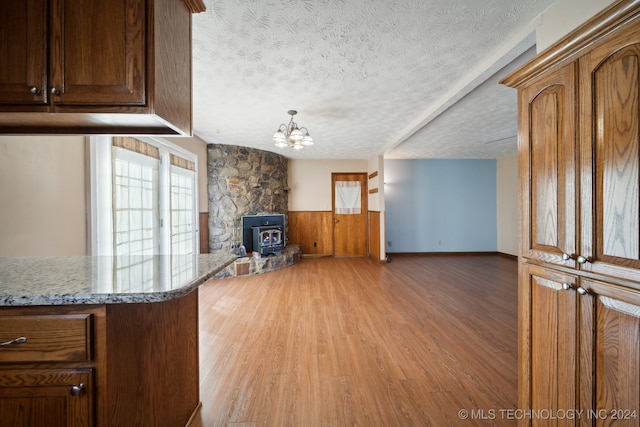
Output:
[
  {"xmin": 90, "ymin": 136, "xmax": 198, "ymax": 257},
  {"xmin": 170, "ymin": 155, "xmax": 196, "ymax": 255},
  {"xmin": 113, "ymin": 144, "xmax": 160, "ymax": 256}
]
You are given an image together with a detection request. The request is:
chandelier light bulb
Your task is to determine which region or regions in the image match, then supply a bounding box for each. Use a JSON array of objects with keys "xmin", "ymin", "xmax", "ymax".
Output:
[
  {"xmin": 289, "ymin": 127, "xmax": 304, "ymax": 141},
  {"xmin": 273, "ymin": 130, "xmax": 286, "ymax": 143}
]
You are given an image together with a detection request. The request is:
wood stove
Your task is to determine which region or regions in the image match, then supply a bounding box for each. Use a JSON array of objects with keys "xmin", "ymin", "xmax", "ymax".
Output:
[
  {"xmin": 252, "ymin": 225, "xmax": 284, "ymax": 256},
  {"xmin": 241, "ymin": 214, "xmax": 286, "ymax": 255}
]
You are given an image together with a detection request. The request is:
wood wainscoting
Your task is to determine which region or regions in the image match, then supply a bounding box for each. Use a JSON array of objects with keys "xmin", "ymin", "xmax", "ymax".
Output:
[
  {"xmin": 288, "ymin": 211, "xmax": 333, "ymax": 255},
  {"xmin": 289, "ymin": 210, "xmax": 381, "ymax": 258},
  {"xmin": 199, "ymin": 212, "xmax": 209, "ymax": 254}
]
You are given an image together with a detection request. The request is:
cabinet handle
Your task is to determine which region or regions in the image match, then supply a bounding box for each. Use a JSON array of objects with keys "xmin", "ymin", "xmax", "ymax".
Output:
[
  {"xmin": 577, "ymin": 255, "xmax": 589, "ymax": 264},
  {"xmin": 70, "ymin": 383, "xmax": 85, "ymax": 396},
  {"xmin": 0, "ymin": 336, "xmax": 27, "ymax": 347},
  {"xmin": 576, "ymin": 287, "xmax": 589, "ymax": 295},
  {"xmin": 562, "ymin": 283, "xmax": 573, "ymax": 290},
  {"xmin": 50, "ymin": 87, "xmax": 60, "ymax": 95},
  {"xmin": 561, "ymin": 253, "xmax": 575, "ymax": 261},
  {"xmin": 29, "ymin": 86, "xmax": 40, "ymax": 95}
]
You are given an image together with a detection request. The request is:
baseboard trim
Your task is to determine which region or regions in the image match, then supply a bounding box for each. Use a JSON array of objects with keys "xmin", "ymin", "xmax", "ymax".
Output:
[
  {"xmin": 185, "ymin": 401, "xmax": 202, "ymax": 427},
  {"xmin": 301, "ymin": 253, "xmax": 332, "ymax": 258},
  {"xmin": 369, "ymin": 253, "xmax": 387, "ymax": 263},
  {"xmin": 385, "ymin": 251, "xmax": 518, "ymax": 260}
]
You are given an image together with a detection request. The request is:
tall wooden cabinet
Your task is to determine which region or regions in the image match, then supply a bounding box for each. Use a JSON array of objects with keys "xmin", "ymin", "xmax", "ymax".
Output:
[
  {"xmin": 0, "ymin": 0, "xmax": 195, "ymax": 135},
  {"xmin": 502, "ymin": 1, "xmax": 640, "ymax": 425}
]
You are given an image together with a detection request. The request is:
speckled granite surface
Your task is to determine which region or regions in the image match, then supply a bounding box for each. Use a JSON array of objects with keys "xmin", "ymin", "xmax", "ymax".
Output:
[{"xmin": 0, "ymin": 254, "xmax": 236, "ymax": 306}]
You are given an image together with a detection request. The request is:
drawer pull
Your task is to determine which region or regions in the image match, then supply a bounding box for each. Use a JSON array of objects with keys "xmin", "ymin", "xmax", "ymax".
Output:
[
  {"xmin": 70, "ymin": 383, "xmax": 85, "ymax": 396},
  {"xmin": 0, "ymin": 336, "xmax": 27, "ymax": 347}
]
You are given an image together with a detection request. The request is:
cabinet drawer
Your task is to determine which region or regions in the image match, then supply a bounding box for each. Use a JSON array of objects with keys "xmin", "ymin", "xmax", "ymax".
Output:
[{"xmin": 0, "ymin": 315, "xmax": 92, "ymax": 363}]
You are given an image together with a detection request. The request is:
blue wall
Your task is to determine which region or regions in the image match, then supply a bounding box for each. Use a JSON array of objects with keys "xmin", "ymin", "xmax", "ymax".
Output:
[{"xmin": 384, "ymin": 159, "xmax": 497, "ymax": 253}]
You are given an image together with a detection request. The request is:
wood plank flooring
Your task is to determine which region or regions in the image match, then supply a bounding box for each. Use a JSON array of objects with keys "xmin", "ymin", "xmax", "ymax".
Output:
[{"xmin": 190, "ymin": 254, "xmax": 518, "ymax": 426}]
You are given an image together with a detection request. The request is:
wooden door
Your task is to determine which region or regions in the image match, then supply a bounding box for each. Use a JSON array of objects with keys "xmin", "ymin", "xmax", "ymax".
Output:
[
  {"xmin": 520, "ymin": 264, "xmax": 577, "ymax": 427},
  {"xmin": 579, "ymin": 22, "xmax": 640, "ymax": 282},
  {"xmin": 0, "ymin": 0, "xmax": 48, "ymax": 106},
  {"xmin": 519, "ymin": 63, "xmax": 577, "ymax": 268},
  {"xmin": 578, "ymin": 279, "xmax": 640, "ymax": 426},
  {"xmin": 49, "ymin": 0, "xmax": 146, "ymax": 107},
  {"xmin": 332, "ymin": 173, "xmax": 367, "ymax": 257}
]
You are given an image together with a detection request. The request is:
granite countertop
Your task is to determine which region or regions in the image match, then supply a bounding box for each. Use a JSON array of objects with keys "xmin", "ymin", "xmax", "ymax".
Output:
[{"xmin": 0, "ymin": 253, "xmax": 237, "ymax": 306}]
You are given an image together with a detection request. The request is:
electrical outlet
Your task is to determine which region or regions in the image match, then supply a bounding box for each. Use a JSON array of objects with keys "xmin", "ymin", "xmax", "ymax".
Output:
[
  {"xmin": 388, "ymin": 241, "xmax": 392, "ymax": 246},
  {"xmin": 437, "ymin": 240, "xmax": 441, "ymax": 245},
  {"xmin": 313, "ymin": 242, "xmax": 317, "ymax": 247}
]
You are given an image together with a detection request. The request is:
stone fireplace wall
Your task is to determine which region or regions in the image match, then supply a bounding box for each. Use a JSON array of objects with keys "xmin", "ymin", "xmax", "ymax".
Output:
[{"xmin": 207, "ymin": 144, "xmax": 288, "ymax": 253}]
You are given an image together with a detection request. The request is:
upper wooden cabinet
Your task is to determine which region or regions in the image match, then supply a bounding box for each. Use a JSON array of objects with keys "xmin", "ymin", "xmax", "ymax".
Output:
[
  {"xmin": 0, "ymin": 0, "xmax": 194, "ymax": 135},
  {"xmin": 505, "ymin": 2, "xmax": 640, "ymax": 286},
  {"xmin": 579, "ymin": 22, "xmax": 640, "ymax": 282},
  {"xmin": 0, "ymin": 0, "xmax": 47, "ymax": 106},
  {"xmin": 518, "ymin": 62, "xmax": 577, "ymax": 270}
]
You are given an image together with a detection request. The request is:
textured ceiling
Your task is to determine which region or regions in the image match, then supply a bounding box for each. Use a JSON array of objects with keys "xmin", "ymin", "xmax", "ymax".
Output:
[{"xmin": 192, "ymin": 0, "xmax": 555, "ymax": 159}]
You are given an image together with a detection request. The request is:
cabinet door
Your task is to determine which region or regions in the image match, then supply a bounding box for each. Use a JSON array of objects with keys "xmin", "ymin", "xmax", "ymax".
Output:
[
  {"xmin": 520, "ymin": 264, "xmax": 577, "ymax": 426},
  {"xmin": 49, "ymin": 0, "xmax": 146, "ymax": 107},
  {"xmin": 578, "ymin": 279, "xmax": 640, "ymax": 427},
  {"xmin": 0, "ymin": 0, "xmax": 48, "ymax": 105},
  {"xmin": 580, "ymin": 20, "xmax": 640, "ymax": 282},
  {"xmin": 0, "ymin": 368, "xmax": 93, "ymax": 427},
  {"xmin": 519, "ymin": 63, "xmax": 577, "ymax": 268}
]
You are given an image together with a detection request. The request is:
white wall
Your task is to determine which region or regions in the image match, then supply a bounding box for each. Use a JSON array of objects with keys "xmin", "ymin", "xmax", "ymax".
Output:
[
  {"xmin": 497, "ymin": 155, "xmax": 518, "ymax": 256},
  {"xmin": 0, "ymin": 135, "xmax": 207, "ymax": 257},
  {"xmin": 288, "ymin": 159, "xmax": 368, "ymax": 211},
  {"xmin": 536, "ymin": 0, "xmax": 616, "ymax": 51},
  {"xmin": 0, "ymin": 136, "xmax": 87, "ymax": 256},
  {"xmin": 367, "ymin": 156, "xmax": 383, "ymax": 212},
  {"xmin": 368, "ymin": 155, "xmax": 386, "ymax": 261}
]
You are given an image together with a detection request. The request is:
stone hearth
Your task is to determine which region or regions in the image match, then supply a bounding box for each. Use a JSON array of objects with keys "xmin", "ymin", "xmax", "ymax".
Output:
[{"xmin": 214, "ymin": 244, "xmax": 301, "ymax": 278}]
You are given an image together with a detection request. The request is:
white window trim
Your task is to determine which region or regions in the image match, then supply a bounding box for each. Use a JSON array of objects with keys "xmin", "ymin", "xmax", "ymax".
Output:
[
  {"xmin": 89, "ymin": 136, "xmax": 199, "ymax": 256},
  {"xmin": 170, "ymin": 164, "xmax": 197, "ymax": 255}
]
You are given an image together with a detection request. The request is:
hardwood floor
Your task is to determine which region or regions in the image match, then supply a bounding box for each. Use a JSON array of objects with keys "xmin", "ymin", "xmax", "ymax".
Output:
[{"xmin": 190, "ymin": 254, "xmax": 518, "ymax": 426}]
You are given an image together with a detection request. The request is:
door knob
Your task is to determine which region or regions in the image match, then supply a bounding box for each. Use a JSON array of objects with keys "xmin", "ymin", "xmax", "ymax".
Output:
[
  {"xmin": 562, "ymin": 253, "xmax": 574, "ymax": 261},
  {"xmin": 577, "ymin": 255, "xmax": 589, "ymax": 264},
  {"xmin": 334, "ymin": 219, "xmax": 340, "ymax": 223},
  {"xmin": 29, "ymin": 86, "xmax": 40, "ymax": 95},
  {"xmin": 562, "ymin": 283, "xmax": 572, "ymax": 290},
  {"xmin": 50, "ymin": 87, "xmax": 60, "ymax": 95},
  {"xmin": 576, "ymin": 287, "xmax": 589, "ymax": 295}
]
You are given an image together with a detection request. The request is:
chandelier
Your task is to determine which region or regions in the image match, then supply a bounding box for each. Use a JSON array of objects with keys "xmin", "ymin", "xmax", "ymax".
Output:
[{"xmin": 273, "ymin": 110, "xmax": 314, "ymax": 150}]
